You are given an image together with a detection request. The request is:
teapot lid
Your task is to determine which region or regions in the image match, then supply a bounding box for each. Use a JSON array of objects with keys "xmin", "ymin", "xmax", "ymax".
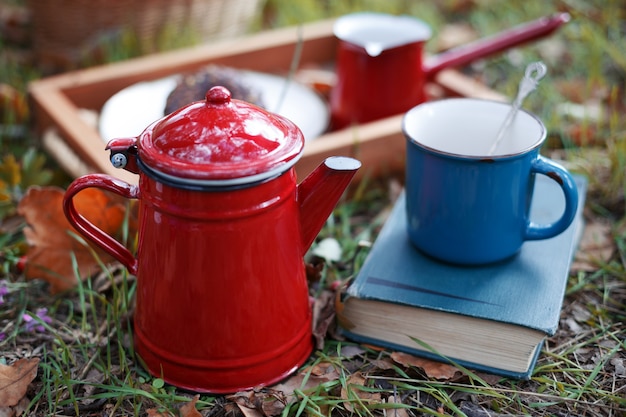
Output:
[{"xmin": 137, "ymin": 86, "xmax": 304, "ymax": 186}]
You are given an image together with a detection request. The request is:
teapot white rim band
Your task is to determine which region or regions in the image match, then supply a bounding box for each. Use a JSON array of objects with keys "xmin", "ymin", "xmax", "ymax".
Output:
[{"xmin": 138, "ymin": 152, "xmax": 303, "ymax": 188}]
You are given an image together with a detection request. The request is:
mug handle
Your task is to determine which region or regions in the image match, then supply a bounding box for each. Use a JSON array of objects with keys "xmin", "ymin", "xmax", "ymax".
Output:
[
  {"xmin": 524, "ymin": 155, "xmax": 579, "ymax": 240},
  {"xmin": 63, "ymin": 174, "xmax": 139, "ymax": 274}
]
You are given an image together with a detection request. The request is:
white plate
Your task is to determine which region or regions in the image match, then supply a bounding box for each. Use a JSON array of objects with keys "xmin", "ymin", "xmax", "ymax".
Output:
[{"xmin": 99, "ymin": 71, "xmax": 329, "ymax": 142}]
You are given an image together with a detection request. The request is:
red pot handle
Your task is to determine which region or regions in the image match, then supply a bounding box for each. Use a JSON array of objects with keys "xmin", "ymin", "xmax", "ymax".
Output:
[
  {"xmin": 63, "ymin": 174, "xmax": 139, "ymax": 275},
  {"xmin": 423, "ymin": 13, "xmax": 570, "ymax": 77}
]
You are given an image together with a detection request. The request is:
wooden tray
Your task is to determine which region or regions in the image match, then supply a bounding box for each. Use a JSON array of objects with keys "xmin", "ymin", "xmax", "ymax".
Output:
[{"xmin": 28, "ymin": 18, "xmax": 505, "ymax": 184}]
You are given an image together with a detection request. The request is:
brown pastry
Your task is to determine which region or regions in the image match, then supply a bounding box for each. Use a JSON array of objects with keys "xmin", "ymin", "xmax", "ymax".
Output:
[{"xmin": 164, "ymin": 65, "xmax": 264, "ymax": 115}]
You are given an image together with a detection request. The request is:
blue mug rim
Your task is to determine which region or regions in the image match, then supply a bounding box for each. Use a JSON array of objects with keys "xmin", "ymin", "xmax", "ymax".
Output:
[{"xmin": 402, "ymin": 98, "xmax": 547, "ymax": 161}]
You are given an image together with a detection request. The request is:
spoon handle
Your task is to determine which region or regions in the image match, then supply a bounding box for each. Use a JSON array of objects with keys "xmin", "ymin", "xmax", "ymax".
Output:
[{"xmin": 488, "ymin": 62, "xmax": 547, "ymax": 156}]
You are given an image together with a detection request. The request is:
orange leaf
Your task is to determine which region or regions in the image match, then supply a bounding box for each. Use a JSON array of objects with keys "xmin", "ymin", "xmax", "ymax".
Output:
[
  {"xmin": 0, "ymin": 154, "xmax": 21, "ymax": 188},
  {"xmin": 145, "ymin": 408, "xmax": 174, "ymax": 417},
  {"xmin": 0, "ymin": 83, "xmax": 29, "ymax": 123},
  {"xmin": 17, "ymin": 186, "xmax": 129, "ymax": 294},
  {"xmin": 390, "ymin": 352, "xmax": 460, "ymax": 380},
  {"xmin": 304, "ymin": 361, "xmax": 340, "ymax": 379},
  {"xmin": 180, "ymin": 395, "xmax": 202, "ymax": 417},
  {"xmin": 0, "ymin": 358, "xmax": 39, "ymax": 407}
]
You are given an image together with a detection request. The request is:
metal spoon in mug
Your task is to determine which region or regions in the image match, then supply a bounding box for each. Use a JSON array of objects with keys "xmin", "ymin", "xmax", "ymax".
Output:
[{"xmin": 488, "ymin": 61, "xmax": 547, "ymax": 156}]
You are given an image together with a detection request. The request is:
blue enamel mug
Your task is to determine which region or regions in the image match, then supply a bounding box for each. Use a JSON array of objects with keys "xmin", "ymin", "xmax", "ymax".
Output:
[{"xmin": 403, "ymin": 98, "xmax": 578, "ymax": 265}]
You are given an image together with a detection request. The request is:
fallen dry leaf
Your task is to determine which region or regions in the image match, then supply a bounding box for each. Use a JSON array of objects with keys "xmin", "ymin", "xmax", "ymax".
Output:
[
  {"xmin": 390, "ymin": 351, "xmax": 460, "ymax": 380},
  {"xmin": 0, "ymin": 358, "xmax": 39, "ymax": 407},
  {"xmin": 179, "ymin": 395, "xmax": 202, "ymax": 417},
  {"xmin": 227, "ymin": 362, "xmax": 342, "ymax": 417},
  {"xmin": 229, "ymin": 390, "xmax": 280, "ymax": 417},
  {"xmin": 339, "ymin": 344, "xmax": 366, "ymax": 360},
  {"xmin": 304, "ymin": 361, "xmax": 341, "ymax": 379},
  {"xmin": 233, "ymin": 402, "xmax": 264, "ymax": 417},
  {"xmin": 0, "ymin": 396, "xmax": 30, "ymax": 417},
  {"xmin": 386, "ymin": 395, "xmax": 410, "ymax": 417},
  {"xmin": 370, "ymin": 357, "xmax": 396, "ymax": 371},
  {"xmin": 145, "ymin": 409, "xmax": 173, "ymax": 417},
  {"xmin": 340, "ymin": 372, "xmax": 382, "ymax": 412},
  {"xmin": 17, "ymin": 186, "xmax": 130, "ymax": 294},
  {"xmin": 312, "ymin": 290, "xmax": 338, "ymax": 349},
  {"xmin": 274, "ymin": 361, "xmax": 340, "ymax": 399}
]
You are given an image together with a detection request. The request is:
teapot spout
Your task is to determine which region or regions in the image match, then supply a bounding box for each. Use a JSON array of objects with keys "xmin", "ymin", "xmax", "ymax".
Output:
[{"xmin": 298, "ymin": 157, "xmax": 361, "ymax": 252}]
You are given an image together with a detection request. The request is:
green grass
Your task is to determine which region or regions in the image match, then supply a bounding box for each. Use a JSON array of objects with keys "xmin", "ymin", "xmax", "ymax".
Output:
[{"xmin": 1, "ymin": 0, "xmax": 625, "ymax": 415}]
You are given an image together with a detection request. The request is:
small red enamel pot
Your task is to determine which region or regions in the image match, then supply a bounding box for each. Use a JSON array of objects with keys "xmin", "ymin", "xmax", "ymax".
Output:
[
  {"xmin": 63, "ymin": 86, "xmax": 360, "ymax": 393},
  {"xmin": 329, "ymin": 12, "xmax": 570, "ymax": 129}
]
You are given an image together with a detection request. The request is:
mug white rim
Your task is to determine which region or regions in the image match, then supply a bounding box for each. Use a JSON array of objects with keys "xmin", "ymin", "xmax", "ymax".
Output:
[{"xmin": 402, "ymin": 98, "xmax": 547, "ymax": 159}]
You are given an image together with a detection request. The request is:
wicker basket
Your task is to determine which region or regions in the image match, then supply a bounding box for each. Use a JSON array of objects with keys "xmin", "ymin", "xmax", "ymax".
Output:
[{"xmin": 28, "ymin": 0, "xmax": 264, "ymax": 72}]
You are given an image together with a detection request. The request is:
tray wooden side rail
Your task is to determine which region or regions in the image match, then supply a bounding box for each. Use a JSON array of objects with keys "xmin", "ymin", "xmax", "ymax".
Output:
[{"xmin": 28, "ymin": 18, "xmax": 505, "ymax": 184}]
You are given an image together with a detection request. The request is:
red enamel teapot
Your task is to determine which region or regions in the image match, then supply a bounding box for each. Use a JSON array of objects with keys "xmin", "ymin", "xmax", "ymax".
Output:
[{"xmin": 63, "ymin": 86, "xmax": 360, "ymax": 393}]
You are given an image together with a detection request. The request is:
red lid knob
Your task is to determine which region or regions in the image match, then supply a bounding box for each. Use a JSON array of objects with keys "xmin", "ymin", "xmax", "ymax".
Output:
[{"xmin": 205, "ymin": 86, "xmax": 231, "ymax": 106}]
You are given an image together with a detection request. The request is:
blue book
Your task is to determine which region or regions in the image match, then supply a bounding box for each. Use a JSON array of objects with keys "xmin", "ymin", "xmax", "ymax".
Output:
[{"xmin": 338, "ymin": 174, "xmax": 588, "ymax": 379}]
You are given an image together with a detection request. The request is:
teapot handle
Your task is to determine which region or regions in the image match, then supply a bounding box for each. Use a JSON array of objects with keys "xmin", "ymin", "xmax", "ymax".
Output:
[{"xmin": 63, "ymin": 174, "xmax": 139, "ymax": 275}]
